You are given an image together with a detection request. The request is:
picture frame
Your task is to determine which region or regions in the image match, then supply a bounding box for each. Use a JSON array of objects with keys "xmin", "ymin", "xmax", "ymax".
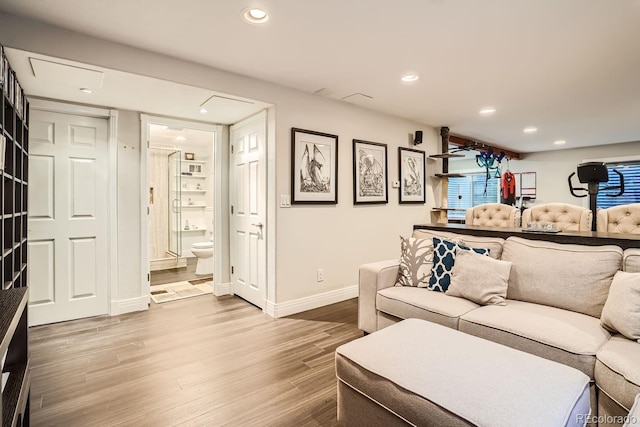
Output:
[
  {"xmin": 398, "ymin": 147, "xmax": 426, "ymax": 204},
  {"xmin": 353, "ymin": 139, "xmax": 388, "ymax": 204},
  {"xmin": 291, "ymin": 127, "xmax": 338, "ymax": 204},
  {"xmin": 184, "ymin": 152, "xmax": 195, "ymax": 161}
]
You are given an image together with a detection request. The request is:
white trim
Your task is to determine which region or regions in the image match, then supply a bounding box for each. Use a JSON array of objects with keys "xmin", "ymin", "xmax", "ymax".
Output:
[
  {"xmin": 29, "ymin": 98, "xmax": 111, "ymax": 118},
  {"xmin": 214, "ymin": 282, "xmax": 233, "ymax": 297},
  {"xmin": 140, "ymin": 115, "xmax": 150, "ymax": 306},
  {"xmin": 108, "ymin": 110, "xmax": 119, "ymax": 314},
  {"xmin": 266, "ymin": 107, "xmax": 277, "ymax": 309},
  {"xmin": 110, "ymin": 296, "xmax": 148, "ymax": 316},
  {"xmin": 265, "ymin": 285, "xmax": 359, "ymax": 318}
]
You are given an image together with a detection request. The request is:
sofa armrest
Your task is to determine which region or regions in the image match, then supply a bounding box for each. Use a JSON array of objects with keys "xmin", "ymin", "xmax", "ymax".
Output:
[
  {"xmin": 626, "ymin": 394, "xmax": 640, "ymax": 426},
  {"xmin": 358, "ymin": 259, "xmax": 400, "ymax": 334}
]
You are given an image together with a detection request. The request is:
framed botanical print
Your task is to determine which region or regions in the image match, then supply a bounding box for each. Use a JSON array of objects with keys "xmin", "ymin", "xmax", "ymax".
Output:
[
  {"xmin": 398, "ymin": 147, "xmax": 426, "ymax": 204},
  {"xmin": 291, "ymin": 128, "xmax": 338, "ymax": 204},
  {"xmin": 353, "ymin": 139, "xmax": 388, "ymax": 204}
]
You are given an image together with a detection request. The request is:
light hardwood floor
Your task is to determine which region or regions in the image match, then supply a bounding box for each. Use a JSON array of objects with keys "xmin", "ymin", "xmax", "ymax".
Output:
[{"xmin": 29, "ymin": 295, "xmax": 361, "ymax": 426}]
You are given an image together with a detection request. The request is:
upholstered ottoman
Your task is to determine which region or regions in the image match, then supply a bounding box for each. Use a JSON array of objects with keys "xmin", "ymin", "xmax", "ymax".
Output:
[{"xmin": 336, "ymin": 319, "xmax": 591, "ymax": 426}]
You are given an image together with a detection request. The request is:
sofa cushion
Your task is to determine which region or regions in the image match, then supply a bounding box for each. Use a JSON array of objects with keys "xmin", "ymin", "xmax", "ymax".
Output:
[
  {"xmin": 595, "ymin": 335, "xmax": 640, "ymax": 411},
  {"xmin": 376, "ymin": 286, "xmax": 479, "ymax": 330},
  {"xmin": 395, "ymin": 236, "xmax": 433, "ymax": 288},
  {"xmin": 446, "ymin": 249, "xmax": 512, "ymax": 306},
  {"xmin": 502, "ymin": 236, "xmax": 622, "ymax": 318},
  {"xmin": 601, "ymin": 271, "xmax": 640, "ymax": 343},
  {"xmin": 428, "ymin": 238, "xmax": 490, "ymax": 292},
  {"xmin": 412, "ymin": 229, "xmax": 505, "ymax": 259},
  {"xmin": 624, "ymin": 248, "xmax": 640, "ymax": 273},
  {"xmin": 459, "ymin": 300, "xmax": 610, "ymax": 379}
]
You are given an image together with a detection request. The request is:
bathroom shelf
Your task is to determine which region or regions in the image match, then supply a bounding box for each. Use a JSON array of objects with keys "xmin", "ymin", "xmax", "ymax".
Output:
[
  {"xmin": 182, "ymin": 160, "xmax": 206, "ymax": 165},
  {"xmin": 175, "ymin": 190, "xmax": 206, "ymax": 194},
  {"xmin": 180, "ymin": 205, "xmax": 206, "ymax": 209},
  {"xmin": 172, "ymin": 229, "xmax": 206, "ymax": 233},
  {"xmin": 177, "ymin": 174, "xmax": 206, "ymax": 179}
]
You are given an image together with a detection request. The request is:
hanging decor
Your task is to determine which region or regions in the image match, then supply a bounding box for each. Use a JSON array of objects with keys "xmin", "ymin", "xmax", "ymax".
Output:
[{"xmin": 475, "ymin": 149, "xmax": 506, "ymax": 195}]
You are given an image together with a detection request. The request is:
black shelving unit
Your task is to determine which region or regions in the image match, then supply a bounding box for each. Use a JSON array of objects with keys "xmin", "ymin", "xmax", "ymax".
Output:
[{"xmin": 1, "ymin": 44, "xmax": 30, "ymax": 426}]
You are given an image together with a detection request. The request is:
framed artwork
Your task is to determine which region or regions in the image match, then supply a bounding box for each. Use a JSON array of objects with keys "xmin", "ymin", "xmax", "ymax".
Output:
[
  {"xmin": 353, "ymin": 139, "xmax": 388, "ymax": 204},
  {"xmin": 291, "ymin": 128, "xmax": 338, "ymax": 204},
  {"xmin": 184, "ymin": 152, "xmax": 195, "ymax": 160},
  {"xmin": 398, "ymin": 147, "xmax": 426, "ymax": 204}
]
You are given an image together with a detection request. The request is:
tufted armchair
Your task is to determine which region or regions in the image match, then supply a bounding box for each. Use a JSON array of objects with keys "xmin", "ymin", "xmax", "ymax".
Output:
[
  {"xmin": 464, "ymin": 203, "xmax": 520, "ymax": 228},
  {"xmin": 596, "ymin": 204, "xmax": 640, "ymax": 234},
  {"xmin": 521, "ymin": 203, "xmax": 592, "ymax": 232}
]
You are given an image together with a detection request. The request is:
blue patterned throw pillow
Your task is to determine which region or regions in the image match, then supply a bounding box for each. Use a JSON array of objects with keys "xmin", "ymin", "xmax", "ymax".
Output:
[{"xmin": 428, "ymin": 237, "xmax": 490, "ymax": 292}]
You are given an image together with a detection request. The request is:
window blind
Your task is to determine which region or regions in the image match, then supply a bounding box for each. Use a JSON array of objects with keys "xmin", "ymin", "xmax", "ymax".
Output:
[
  {"xmin": 596, "ymin": 162, "xmax": 640, "ymax": 208},
  {"xmin": 447, "ymin": 174, "xmax": 499, "ymax": 220}
]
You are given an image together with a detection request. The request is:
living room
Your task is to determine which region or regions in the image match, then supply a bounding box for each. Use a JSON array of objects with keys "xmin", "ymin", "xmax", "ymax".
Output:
[{"xmin": 0, "ymin": 2, "xmax": 639, "ymax": 425}]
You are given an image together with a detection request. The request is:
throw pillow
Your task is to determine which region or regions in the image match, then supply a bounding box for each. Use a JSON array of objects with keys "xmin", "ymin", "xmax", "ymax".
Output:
[
  {"xmin": 428, "ymin": 237, "xmax": 490, "ymax": 292},
  {"xmin": 600, "ymin": 271, "xmax": 640, "ymax": 343},
  {"xmin": 446, "ymin": 249, "xmax": 512, "ymax": 305},
  {"xmin": 395, "ymin": 236, "xmax": 434, "ymax": 287}
]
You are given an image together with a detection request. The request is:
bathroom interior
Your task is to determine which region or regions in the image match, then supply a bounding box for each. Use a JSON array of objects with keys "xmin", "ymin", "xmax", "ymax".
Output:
[{"xmin": 148, "ymin": 123, "xmax": 216, "ymax": 298}]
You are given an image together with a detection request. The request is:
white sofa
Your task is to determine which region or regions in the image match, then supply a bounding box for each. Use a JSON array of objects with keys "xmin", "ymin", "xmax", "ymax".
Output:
[{"xmin": 358, "ymin": 228, "xmax": 640, "ymax": 425}]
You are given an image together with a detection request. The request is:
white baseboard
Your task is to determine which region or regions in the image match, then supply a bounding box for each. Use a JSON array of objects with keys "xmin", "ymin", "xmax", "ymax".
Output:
[
  {"xmin": 111, "ymin": 296, "xmax": 148, "ymax": 316},
  {"xmin": 214, "ymin": 282, "xmax": 232, "ymax": 297},
  {"xmin": 265, "ymin": 285, "xmax": 358, "ymax": 318}
]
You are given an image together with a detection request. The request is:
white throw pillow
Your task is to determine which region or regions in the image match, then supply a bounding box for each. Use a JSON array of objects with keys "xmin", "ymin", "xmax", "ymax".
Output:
[
  {"xmin": 446, "ymin": 249, "xmax": 512, "ymax": 306},
  {"xmin": 601, "ymin": 271, "xmax": 640, "ymax": 343},
  {"xmin": 395, "ymin": 236, "xmax": 434, "ymax": 288}
]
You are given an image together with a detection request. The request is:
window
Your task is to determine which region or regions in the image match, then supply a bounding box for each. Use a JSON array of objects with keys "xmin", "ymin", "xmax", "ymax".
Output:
[
  {"xmin": 596, "ymin": 162, "xmax": 640, "ymax": 209},
  {"xmin": 447, "ymin": 173, "xmax": 499, "ymax": 220}
]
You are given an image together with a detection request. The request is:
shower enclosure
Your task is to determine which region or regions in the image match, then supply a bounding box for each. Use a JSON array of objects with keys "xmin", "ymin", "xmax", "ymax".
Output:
[{"xmin": 149, "ymin": 147, "xmax": 184, "ymax": 270}]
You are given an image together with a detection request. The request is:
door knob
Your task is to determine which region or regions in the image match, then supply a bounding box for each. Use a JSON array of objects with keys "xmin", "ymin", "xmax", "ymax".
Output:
[{"xmin": 252, "ymin": 222, "xmax": 264, "ymax": 229}]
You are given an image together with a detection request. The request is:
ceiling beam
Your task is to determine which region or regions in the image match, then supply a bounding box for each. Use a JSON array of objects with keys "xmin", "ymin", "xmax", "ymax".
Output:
[{"xmin": 445, "ymin": 130, "xmax": 521, "ymax": 159}]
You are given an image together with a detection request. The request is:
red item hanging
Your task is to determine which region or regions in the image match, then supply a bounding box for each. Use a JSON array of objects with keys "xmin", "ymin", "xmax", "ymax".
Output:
[{"xmin": 501, "ymin": 171, "xmax": 516, "ymax": 205}]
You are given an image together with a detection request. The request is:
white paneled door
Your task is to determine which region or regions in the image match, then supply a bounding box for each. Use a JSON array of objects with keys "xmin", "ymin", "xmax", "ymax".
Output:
[
  {"xmin": 230, "ymin": 112, "xmax": 267, "ymax": 309},
  {"xmin": 28, "ymin": 110, "xmax": 109, "ymax": 326}
]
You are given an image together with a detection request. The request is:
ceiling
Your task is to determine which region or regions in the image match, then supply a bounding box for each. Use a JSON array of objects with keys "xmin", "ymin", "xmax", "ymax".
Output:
[
  {"xmin": 1, "ymin": 0, "xmax": 639, "ymax": 153},
  {"xmin": 4, "ymin": 48, "xmax": 271, "ymax": 125}
]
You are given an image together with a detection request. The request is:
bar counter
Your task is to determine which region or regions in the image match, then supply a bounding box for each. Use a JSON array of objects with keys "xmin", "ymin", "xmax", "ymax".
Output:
[{"xmin": 414, "ymin": 223, "xmax": 640, "ymax": 250}]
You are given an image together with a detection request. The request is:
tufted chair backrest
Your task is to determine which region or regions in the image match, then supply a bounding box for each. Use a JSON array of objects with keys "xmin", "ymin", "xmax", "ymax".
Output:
[
  {"xmin": 464, "ymin": 203, "xmax": 520, "ymax": 228},
  {"xmin": 596, "ymin": 204, "xmax": 640, "ymax": 234},
  {"xmin": 521, "ymin": 203, "xmax": 592, "ymax": 232}
]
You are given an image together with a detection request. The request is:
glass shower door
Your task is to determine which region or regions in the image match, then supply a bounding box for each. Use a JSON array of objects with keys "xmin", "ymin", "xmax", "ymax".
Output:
[{"xmin": 168, "ymin": 150, "xmax": 182, "ymax": 258}]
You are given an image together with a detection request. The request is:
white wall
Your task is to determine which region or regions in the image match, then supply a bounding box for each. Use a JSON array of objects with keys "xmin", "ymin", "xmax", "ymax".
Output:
[
  {"xmin": 0, "ymin": 14, "xmax": 438, "ymax": 310},
  {"xmin": 451, "ymin": 140, "xmax": 640, "ymax": 208},
  {"xmin": 116, "ymin": 110, "xmax": 142, "ymax": 300}
]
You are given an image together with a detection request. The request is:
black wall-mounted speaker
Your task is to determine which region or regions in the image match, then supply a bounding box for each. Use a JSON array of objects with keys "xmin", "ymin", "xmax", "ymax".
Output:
[{"xmin": 414, "ymin": 130, "xmax": 423, "ymax": 145}]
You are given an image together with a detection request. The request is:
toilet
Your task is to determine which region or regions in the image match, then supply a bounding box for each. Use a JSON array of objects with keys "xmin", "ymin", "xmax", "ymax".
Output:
[{"xmin": 191, "ymin": 241, "xmax": 213, "ymax": 276}]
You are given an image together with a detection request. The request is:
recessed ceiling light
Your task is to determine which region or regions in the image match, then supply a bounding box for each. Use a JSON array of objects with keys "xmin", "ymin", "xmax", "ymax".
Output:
[
  {"xmin": 79, "ymin": 88, "xmax": 94, "ymax": 94},
  {"xmin": 523, "ymin": 126, "xmax": 538, "ymax": 134},
  {"xmin": 479, "ymin": 107, "xmax": 496, "ymax": 116},
  {"xmin": 176, "ymin": 136, "xmax": 186, "ymax": 141},
  {"xmin": 199, "ymin": 108, "xmax": 208, "ymax": 114},
  {"xmin": 401, "ymin": 74, "xmax": 419, "ymax": 82},
  {"xmin": 554, "ymin": 139, "xmax": 566, "ymax": 146},
  {"xmin": 242, "ymin": 8, "xmax": 269, "ymax": 24}
]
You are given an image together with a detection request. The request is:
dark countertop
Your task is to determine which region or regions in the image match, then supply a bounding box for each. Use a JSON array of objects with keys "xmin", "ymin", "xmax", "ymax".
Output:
[{"xmin": 414, "ymin": 223, "xmax": 640, "ymax": 250}]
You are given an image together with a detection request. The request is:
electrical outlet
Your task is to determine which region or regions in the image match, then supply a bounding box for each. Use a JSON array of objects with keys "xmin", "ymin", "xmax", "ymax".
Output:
[{"xmin": 317, "ymin": 268, "xmax": 324, "ymax": 282}]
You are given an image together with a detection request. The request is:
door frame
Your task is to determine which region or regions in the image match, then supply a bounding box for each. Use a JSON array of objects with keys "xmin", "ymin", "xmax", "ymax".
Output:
[
  {"xmin": 140, "ymin": 115, "xmax": 223, "ymax": 300},
  {"xmin": 28, "ymin": 98, "xmax": 118, "ymax": 316}
]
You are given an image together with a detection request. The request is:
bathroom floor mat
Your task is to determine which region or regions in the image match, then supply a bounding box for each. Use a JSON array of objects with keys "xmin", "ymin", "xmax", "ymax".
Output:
[
  {"xmin": 150, "ymin": 280, "xmax": 213, "ymax": 304},
  {"xmin": 188, "ymin": 277, "xmax": 213, "ymax": 285}
]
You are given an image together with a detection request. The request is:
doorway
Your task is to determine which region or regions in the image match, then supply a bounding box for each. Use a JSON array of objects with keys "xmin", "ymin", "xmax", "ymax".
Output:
[{"xmin": 144, "ymin": 119, "xmax": 220, "ymax": 303}]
